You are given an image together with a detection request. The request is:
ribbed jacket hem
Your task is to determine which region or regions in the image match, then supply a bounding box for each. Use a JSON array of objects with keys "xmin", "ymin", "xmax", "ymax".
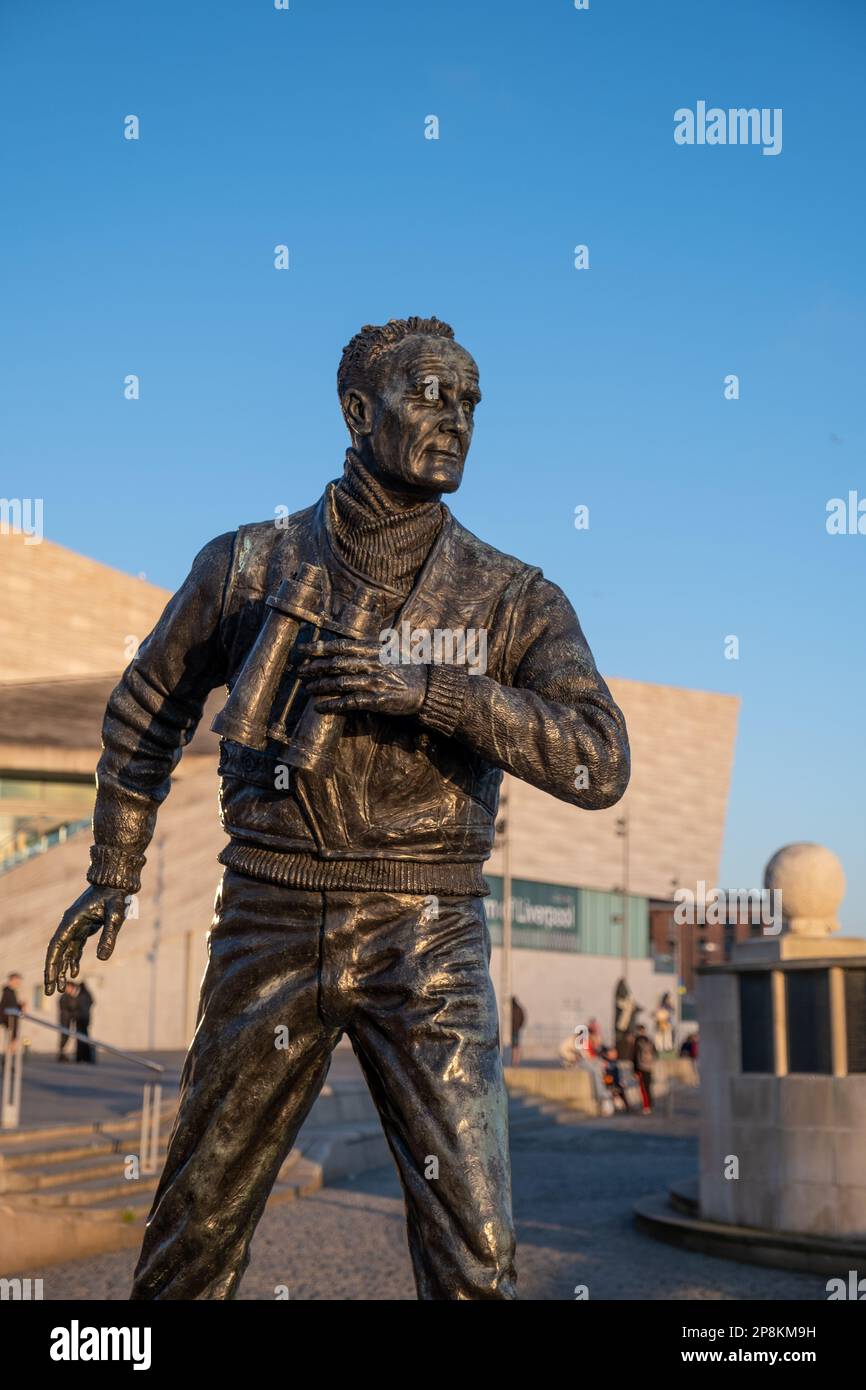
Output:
[{"xmin": 219, "ymin": 840, "xmax": 489, "ymax": 897}]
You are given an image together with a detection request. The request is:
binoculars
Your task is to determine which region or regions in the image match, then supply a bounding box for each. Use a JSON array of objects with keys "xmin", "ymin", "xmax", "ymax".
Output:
[{"xmin": 211, "ymin": 561, "xmax": 389, "ymax": 776}]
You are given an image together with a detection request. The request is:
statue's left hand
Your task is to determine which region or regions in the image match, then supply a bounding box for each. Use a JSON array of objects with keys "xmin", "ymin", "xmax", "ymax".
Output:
[
  {"xmin": 297, "ymin": 638, "xmax": 428, "ymax": 717},
  {"xmin": 44, "ymin": 886, "xmax": 129, "ymax": 996}
]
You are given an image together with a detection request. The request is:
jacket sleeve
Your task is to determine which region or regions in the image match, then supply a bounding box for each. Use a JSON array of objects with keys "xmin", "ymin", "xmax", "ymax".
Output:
[
  {"xmin": 419, "ymin": 569, "xmax": 630, "ymax": 809},
  {"xmin": 86, "ymin": 532, "xmax": 237, "ymax": 894}
]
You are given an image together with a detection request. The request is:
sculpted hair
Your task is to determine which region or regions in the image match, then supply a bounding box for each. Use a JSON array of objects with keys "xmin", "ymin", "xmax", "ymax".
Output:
[{"xmin": 337, "ymin": 316, "xmax": 455, "ymax": 400}]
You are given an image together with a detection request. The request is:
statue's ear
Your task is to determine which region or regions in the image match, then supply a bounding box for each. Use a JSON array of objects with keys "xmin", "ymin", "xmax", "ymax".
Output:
[{"xmin": 342, "ymin": 389, "xmax": 373, "ymax": 439}]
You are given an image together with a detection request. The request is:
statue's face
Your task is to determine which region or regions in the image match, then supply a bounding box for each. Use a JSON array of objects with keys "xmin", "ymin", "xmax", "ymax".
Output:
[{"xmin": 346, "ymin": 336, "xmax": 481, "ymax": 494}]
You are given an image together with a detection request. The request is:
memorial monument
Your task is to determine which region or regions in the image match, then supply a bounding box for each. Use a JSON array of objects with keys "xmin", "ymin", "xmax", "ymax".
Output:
[
  {"xmin": 700, "ymin": 842, "xmax": 866, "ymax": 1243},
  {"xmin": 639, "ymin": 842, "xmax": 866, "ymax": 1271},
  {"xmin": 42, "ymin": 316, "xmax": 631, "ymax": 1300}
]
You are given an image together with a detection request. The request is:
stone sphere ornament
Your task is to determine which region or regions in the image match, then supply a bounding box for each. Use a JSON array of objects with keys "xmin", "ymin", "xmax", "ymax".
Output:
[{"xmin": 763, "ymin": 842, "xmax": 846, "ymax": 937}]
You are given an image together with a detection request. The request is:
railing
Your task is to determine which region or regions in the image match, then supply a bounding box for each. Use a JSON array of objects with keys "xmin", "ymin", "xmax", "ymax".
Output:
[
  {"xmin": 1, "ymin": 1010, "xmax": 164, "ymax": 1175},
  {"xmin": 0, "ymin": 819, "xmax": 92, "ymax": 877}
]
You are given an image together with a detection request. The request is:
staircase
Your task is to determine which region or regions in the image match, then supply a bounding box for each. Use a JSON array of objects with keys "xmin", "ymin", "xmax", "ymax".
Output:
[
  {"xmin": 1, "ymin": 1105, "xmax": 174, "ymax": 1218},
  {"xmin": 0, "ymin": 1080, "xmax": 390, "ymax": 1276}
]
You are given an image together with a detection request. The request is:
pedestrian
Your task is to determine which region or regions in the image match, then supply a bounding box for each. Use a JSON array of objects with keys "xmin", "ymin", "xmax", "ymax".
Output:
[
  {"xmin": 601, "ymin": 1046, "xmax": 629, "ymax": 1111},
  {"xmin": 74, "ymin": 981, "xmax": 96, "ymax": 1064},
  {"xmin": 654, "ymin": 993, "xmax": 673, "ymax": 1053},
  {"xmin": 0, "ymin": 973, "xmax": 26, "ymax": 1055},
  {"xmin": 575, "ymin": 1026, "xmax": 609, "ymax": 1111},
  {"xmin": 58, "ymin": 982, "xmax": 78, "ymax": 1062},
  {"xmin": 510, "ymin": 996, "xmax": 526, "ymax": 1066},
  {"xmin": 633, "ymin": 1024, "xmax": 657, "ymax": 1114},
  {"xmin": 680, "ymin": 1029, "xmax": 700, "ymax": 1082}
]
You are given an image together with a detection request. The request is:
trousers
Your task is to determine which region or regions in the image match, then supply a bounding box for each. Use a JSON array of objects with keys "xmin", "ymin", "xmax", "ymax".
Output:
[{"xmin": 129, "ymin": 870, "xmax": 517, "ymax": 1300}]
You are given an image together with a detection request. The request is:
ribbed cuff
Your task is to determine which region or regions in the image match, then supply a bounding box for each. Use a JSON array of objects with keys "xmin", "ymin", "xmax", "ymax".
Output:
[
  {"xmin": 419, "ymin": 664, "xmax": 469, "ymax": 737},
  {"xmin": 87, "ymin": 845, "xmax": 146, "ymax": 894}
]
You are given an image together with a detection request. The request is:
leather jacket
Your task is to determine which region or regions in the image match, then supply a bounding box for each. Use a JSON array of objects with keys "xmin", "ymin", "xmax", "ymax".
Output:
[{"xmin": 86, "ymin": 488, "xmax": 630, "ymax": 896}]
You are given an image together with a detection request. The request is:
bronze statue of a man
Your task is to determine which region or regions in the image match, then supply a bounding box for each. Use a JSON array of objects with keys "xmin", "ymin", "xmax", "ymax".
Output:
[{"xmin": 44, "ymin": 316, "xmax": 630, "ymax": 1300}]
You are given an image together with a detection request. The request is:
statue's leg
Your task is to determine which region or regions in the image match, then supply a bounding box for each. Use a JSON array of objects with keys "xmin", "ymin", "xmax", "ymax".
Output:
[
  {"xmin": 342, "ymin": 890, "xmax": 517, "ymax": 1300},
  {"xmin": 130, "ymin": 871, "xmax": 340, "ymax": 1300}
]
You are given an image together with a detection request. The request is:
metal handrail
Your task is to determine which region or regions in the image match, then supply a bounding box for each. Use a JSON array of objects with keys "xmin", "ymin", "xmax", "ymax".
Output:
[
  {"xmin": 4, "ymin": 1009, "xmax": 164, "ymax": 1074},
  {"xmin": 2, "ymin": 1009, "xmax": 164, "ymax": 1169}
]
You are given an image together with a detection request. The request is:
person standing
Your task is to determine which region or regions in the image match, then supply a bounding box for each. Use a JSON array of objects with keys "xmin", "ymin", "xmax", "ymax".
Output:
[
  {"xmin": 633, "ymin": 1024, "xmax": 657, "ymax": 1114},
  {"xmin": 654, "ymin": 994, "xmax": 673, "ymax": 1053},
  {"xmin": 74, "ymin": 981, "xmax": 96, "ymax": 1063},
  {"xmin": 57, "ymin": 982, "xmax": 78, "ymax": 1061},
  {"xmin": 680, "ymin": 1029, "xmax": 700, "ymax": 1083},
  {"xmin": 510, "ymin": 996, "xmax": 526, "ymax": 1066},
  {"xmin": 0, "ymin": 973, "xmax": 26, "ymax": 1054}
]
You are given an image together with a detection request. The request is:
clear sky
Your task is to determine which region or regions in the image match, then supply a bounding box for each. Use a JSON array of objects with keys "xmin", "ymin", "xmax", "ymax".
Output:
[{"xmin": 2, "ymin": 0, "xmax": 864, "ymax": 927}]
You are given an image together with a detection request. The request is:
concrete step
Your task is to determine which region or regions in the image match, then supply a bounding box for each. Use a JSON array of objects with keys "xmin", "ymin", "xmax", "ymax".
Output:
[
  {"xmin": 0, "ymin": 1083, "xmax": 389, "ymax": 1276},
  {"xmin": 5, "ymin": 1150, "xmax": 169, "ymax": 1195},
  {"xmin": 290, "ymin": 1121, "xmax": 390, "ymax": 1183},
  {"xmin": 0, "ymin": 1102, "xmax": 175, "ymax": 1150},
  {"xmin": 83, "ymin": 1153, "xmax": 326, "ymax": 1220},
  {"xmin": 2, "ymin": 1135, "xmax": 124, "ymax": 1171},
  {"xmin": 16, "ymin": 1172, "xmax": 162, "ymax": 1209},
  {"xmin": 272, "ymin": 1154, "xmax": 325, "ymax": 1202},
  {"xmin": 85, "ymin": 1194, "xmax": 156, "ymax": 1218},
  {"xmin": 508, "ymin": 1095, "xmax": 583, "ymax": 1128},
  {"xmin": 1, "ymin": 1118, "xmax": 175, "ymax": 1164},
  {"xmin": 5, "ymin": 1146, "xmax": 170, "ymax": 1193}
]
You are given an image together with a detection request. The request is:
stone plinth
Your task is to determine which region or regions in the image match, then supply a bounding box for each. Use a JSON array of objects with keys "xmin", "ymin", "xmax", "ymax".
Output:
[
  {"xmin": 698, "ymin": 843, "xmax": 866, "ymax": 1242},
  {"xmin": 699, "ymin": 940, "xmax": 866, "ymax": 1239}
]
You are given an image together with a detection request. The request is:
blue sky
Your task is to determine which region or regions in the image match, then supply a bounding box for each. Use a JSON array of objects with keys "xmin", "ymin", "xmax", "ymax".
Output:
[{"xmin": 2, "ymin": 0, "xmax": 864, "ymax": 927}]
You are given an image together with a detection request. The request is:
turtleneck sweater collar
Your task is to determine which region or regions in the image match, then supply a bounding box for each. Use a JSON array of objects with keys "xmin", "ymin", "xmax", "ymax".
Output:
[{"xmin": 328, "ymin": 449, "xmax": 445, "ymax": 595}]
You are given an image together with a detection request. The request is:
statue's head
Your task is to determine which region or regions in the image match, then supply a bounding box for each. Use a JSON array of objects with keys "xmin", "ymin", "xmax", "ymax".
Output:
[{"xmin": 338, "ymin": 316, "xmax": 480, "ymax": 496}]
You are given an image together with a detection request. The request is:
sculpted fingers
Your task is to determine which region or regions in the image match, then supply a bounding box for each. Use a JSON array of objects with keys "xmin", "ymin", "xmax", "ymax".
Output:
[
  {"xmin": 45, "ymin": 907, "xmax": 82, "ymax": 995},
  {"xmin": 303, "ymin": 672, "xmax": 380, "ymax": 695},
  {"xmin": 44, "ymin": 934, "xmax": 65, "ymax": 995},
  {"xmin": 302, "ymin": 656, "xmax": 378, "ymax": 680},
  {"xmin": 63, "ymin": 939, "xmax": 85, "ymax": 982},
  {"xmin": 97, "ymin": 898, "xmax": 127, "ymax": 961},
  {"xmin": 57, "ymin": 922, "xmax": 86, "ymax": 992},
  {"xmin": 296, "ymin": 638, "xmax": 380, "ymax": 662},
  {"xmin": 313, "ymin": 693, "xmax": 377, "ymax": 714}
]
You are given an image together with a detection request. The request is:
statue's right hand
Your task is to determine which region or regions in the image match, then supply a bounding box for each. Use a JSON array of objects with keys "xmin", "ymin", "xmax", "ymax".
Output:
[{"xmin": 44, "ymin": 886, "xmax": 129, "ymax": 996}]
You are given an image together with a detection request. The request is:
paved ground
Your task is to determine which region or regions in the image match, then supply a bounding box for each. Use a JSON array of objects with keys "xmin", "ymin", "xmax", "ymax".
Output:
[
  {"xmin": 17, "ymin": 1087, "xmax": 827, "ymax": 1301},
  {"xmin": 6, "ymin": 1052, "xmax": 186, "ymax": 1128}
]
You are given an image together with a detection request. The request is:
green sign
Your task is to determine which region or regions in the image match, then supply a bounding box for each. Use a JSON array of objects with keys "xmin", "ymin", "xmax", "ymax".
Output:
[
  {"xmin": 484, "ymin": 876, "xmax": 580, "ymax": 952},
  {"xmin": 483, "ymin": 878, "xmax": 650, "ymax": 957}
]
